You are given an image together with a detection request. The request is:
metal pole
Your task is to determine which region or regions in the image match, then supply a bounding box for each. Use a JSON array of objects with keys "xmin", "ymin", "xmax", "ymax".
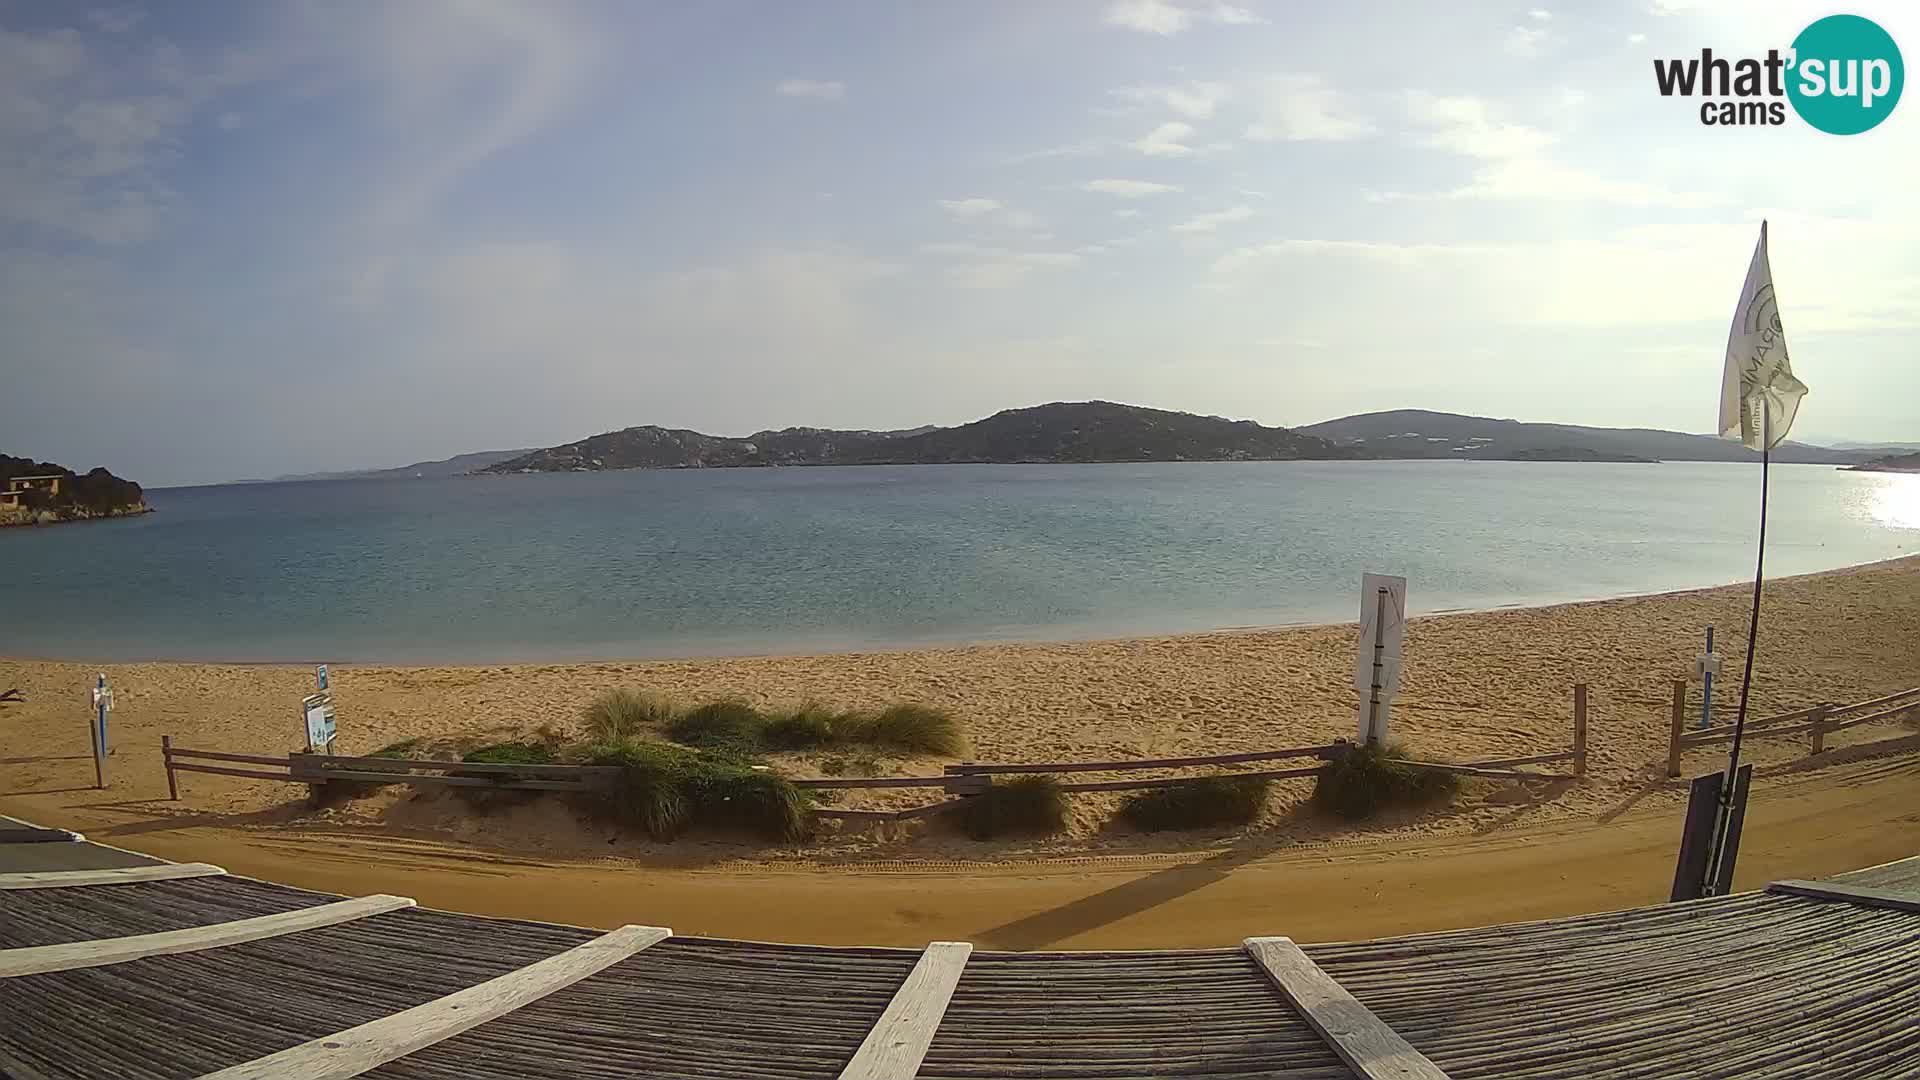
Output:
[
  {"xmin": 1708, "ymin": 400, "xmax": 1770, "ymax": 894},
  {"xmin": 1699, "ymin": 625, "xmax": 1714, "ymax": 730},
  {"xmin": 1366, "ymin": 586, "xmax": 1388, "ymax": 745},
  {"xmin": 88, "ymin": 683, "xmax": 104, "ymax": 790}
]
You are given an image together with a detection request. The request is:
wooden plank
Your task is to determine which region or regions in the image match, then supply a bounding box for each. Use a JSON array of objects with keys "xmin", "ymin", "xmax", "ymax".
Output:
[
  {"xmin": 1057, "ymin": 765, "xmax": 1328, "ymax": 793},
  {"xmin": 838, "ymin": 941, "xmax": 972, "ymax": 1080},
  {"xmin": 1826, "ymin": 700, "xmax": 1917, "ymax": 732},
  {"xmin": 0, "ymin": 894, "xmax": 414, "ymax": 978},
  {"xmin": 1767, "ymin": 880, "xmax": 1920, "ymax": 914},
  {"xmin": 945, "ymin": 744, "xmax": 1335, "ymax": 776},
  {"xmin": 1244, "ymin": 936, "xmax": 1450, "ymax": 1080},
  {"xmin": 164, "ymin": 747, "xmax": 295, "ymax": 767},
  {"xmin": 1457, "ymin": 750, "xmax": 1575, "ymax": 770},
  {"xmin": 1395, "ymin": 761, "xmax": 1559, "ymax": 780},
  {"xmin": 306, "ymin": 769, "xmax": 596, "ymax": 792},
  {"xmin": 308, "ymin": 754, "xmax": 619, "ymax": 779},
  {"xmin": 790, "ymin": 776, "xmax": 952, "ymax": 790},
  {"xmin": 195, "ymin": 923, "xmax": 670, "ymax": 1080},
  {"xmin": 0, "ymin": 863, "xmax": 225, "ymax": 890},
  {"xmin": 1833, "ymin": 686, "xmax": 1920, "ymax": 715},
  {"xmin": 167, "ymin": 763, "xmax": 296, "ymax": 782}
]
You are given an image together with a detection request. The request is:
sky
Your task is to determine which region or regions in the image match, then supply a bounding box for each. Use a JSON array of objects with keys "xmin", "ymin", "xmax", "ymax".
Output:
[{"xmin": 1, "ymin": 0, "xmax": 1915, "ymax": 486}]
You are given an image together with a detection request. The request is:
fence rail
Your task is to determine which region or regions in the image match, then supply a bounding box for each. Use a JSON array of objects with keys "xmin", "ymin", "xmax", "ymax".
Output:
[
  {"xmin": 161, "ymin": 739, "xmax": 619, "ymax": 800},
  {"xmin": 1664, "ymin": 682, "xmax": 1920, "ymax": 776}
]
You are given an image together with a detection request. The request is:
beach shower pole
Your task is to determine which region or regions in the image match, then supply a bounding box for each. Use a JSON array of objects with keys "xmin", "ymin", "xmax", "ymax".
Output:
[
  {"xmin": 1698, "ymin": 626, "xmax": 1714, "ymax": 731},
  {"xmin": 1366, "ymin": 586, "xmax": 1388, "ymax": 746}
]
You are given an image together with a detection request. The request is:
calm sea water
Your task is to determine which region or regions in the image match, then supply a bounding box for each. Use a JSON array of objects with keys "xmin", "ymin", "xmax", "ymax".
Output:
[{"xmin": 2, "ymin": 461, "xmax": 1916, "ymax": 663}]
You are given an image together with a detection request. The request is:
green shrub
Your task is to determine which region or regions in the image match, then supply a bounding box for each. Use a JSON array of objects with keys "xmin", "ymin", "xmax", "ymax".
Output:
[
  {"xmin": 584, "ymin": 739, "xmax": 695, "ymax": 839},
  {"xmin": 1121, "ymin": 776, "xmax": 1270, "ymax": 831},
  {"xmin": 582, "ymin": 689, "xmax": 677, "ymax": 742},
  {"xmin": 1312, "ymin": 742, "xmax": 1461, "ymax": 821},
  {"xmin": 850, "ymin": 704, "xmax": 965, "ymax": 756},
  {"xmin": 686, "ymin": 766, "xmax": 813, "ymax": 842},
  {"xmin": 956, "ymin": 775, "xmax": 1068, "ymax": 840},
  {"xmin": 668, "ymin": 699, "xmax": 766, "ymax": 752},
  {"xmin": 584, "ymin": 737, "xmax": 811, "ymax": 842},
  {"xmin": 763, "ymin": 703, "xmax": 836, "ymax": 750}
]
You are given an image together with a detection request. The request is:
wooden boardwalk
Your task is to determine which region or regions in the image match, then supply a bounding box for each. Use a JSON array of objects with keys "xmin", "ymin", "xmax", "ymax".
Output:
[{"xmin": 2, "ymin": 824, "xmax": 1916, "ymax": 1079}]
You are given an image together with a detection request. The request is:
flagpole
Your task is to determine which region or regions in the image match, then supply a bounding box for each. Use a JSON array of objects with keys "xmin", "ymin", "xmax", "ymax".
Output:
[{"xmin": 1710, "ymin": 398, "xmax": 1768, "ymax": 893}]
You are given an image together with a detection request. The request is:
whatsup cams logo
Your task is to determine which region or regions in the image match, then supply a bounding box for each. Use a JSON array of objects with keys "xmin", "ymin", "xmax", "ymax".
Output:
[{"xmin": 1654, "ymin": 13, "xmax": 1904, "ymax": 133}]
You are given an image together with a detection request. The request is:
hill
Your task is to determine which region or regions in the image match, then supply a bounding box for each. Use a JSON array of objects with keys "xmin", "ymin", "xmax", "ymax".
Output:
[
  {"xmin": 1845, "ymin": 452, "xmax": 1920, "ymax": 474},
  {"xmin": 1297, "ymin": 409, "xmax": 1865, "ymax": 464},
  {"xmin": 266, "ymin": 448, "xmax": 534, "ymax": 483},
  {"xmin": 1, "ymin": 455, "xmax": 150, "ymax": 527},
  {"xmin": 479, "ymin": 402, "xmax": 1350, "ymax": 473}
]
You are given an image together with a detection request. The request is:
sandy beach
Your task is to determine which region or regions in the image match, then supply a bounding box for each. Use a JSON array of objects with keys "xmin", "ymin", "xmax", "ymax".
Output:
[{"xmin": 3, "ymin": 557, "xmax": 1918, "ymax": 867}]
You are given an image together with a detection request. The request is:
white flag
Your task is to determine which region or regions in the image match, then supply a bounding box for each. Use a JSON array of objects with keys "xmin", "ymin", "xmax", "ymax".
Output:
[{"xmin": 1718, "ymin": 220, "xmax": 1806, "ymax": 451}]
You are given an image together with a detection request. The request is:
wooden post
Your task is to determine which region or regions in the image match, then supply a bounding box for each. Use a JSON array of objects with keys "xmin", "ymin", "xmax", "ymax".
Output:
[
  {"xmin": 1572, "ymin": 683, "xmax": 1589, "ymax": 777},
  {"xmin": 1666, "ymin": 678, "xmax": 1687, "ymax": 778},
  {"xmin": 1808, "ymin": 704, "xmax": 1829, "ymax": 756},
  {"xmin": 162, "ymin": 735, "xmax": 179, "ymax": 800},
  {"xmin": 89, "ymin": 701, "xmax": 105, "ymax": 790}
]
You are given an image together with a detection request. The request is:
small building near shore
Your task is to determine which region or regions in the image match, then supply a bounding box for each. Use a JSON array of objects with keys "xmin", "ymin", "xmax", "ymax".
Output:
[{"xmin": 1, "ymin": 474, "xmax": 64, "ymax": 510}]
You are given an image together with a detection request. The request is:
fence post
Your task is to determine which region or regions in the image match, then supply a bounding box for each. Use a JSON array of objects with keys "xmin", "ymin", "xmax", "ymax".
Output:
[
  {"xmin": 1808, "ymin": 704, "xmax": 1830, "ymax": 756},
  {"xmin": 1667, "ymin": 679, "xmax": 1687, "ymax": 778},
  {"xmin": 162, "ymin": 735, "xmax": 178, "ymax": 800},
  {"xmin": 1573, "ymin": 683, "xmax": 1589, "ymax": 777}
]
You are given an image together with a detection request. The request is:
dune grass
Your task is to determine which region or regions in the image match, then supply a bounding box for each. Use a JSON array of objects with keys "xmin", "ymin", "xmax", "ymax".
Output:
[
  {"xmin": 956, "ymin": 775, "xmax": 1068, "ymax": 840},
  {"xmin": 667, "ymin": 699, "xmax": 765, "ymax": 753},
  {"xmin": 582, "ymin": 689, "xmax": 677, "ymax": 742},
  {"xmin": 584, "ymin": 737, "xmax": 811, "ymax": 842},
  {"xmin": 1120, "ymin": 776, "xmax": 1271, "ymax": 831},
  {"xmin": 841, "ymin": 704, "xmax": 966, "ymax": 756},
  {"xmin": 762, "ymin": 702, "xmax": 837, "ymax": 750},
  {"xmin": 1312, "ymin": 741, "xmax": 1460, "ymax": 821}
]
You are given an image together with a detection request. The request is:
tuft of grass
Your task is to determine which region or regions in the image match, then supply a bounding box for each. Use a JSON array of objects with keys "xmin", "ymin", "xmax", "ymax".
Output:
[
  {"xmin": 1312, "ymin": 742, "xmax": 1461, "ymax": 821},
  {"xmin": 582, "ymin": 689, "xmax": 677, "ymax": 742},
  {"xmin": 956, "ymin": 775, "xmax": 1068, "ymax": 840},
  {"xmin": 583, "ymin": 737, "xmax": 810, "ymax": 842},
  {"xmin": 1120, "ymin": 776, "xmax": 1270, "ymax": 832},
  {"xmin": 668, "ymin": 699, "xmax": 766, "ymax": 753},
  {"xmin": 845, "ymin": 704, "xmax": 964, "ymax": 756},
  {"xmin": 583, "ymin": 739, "xmax": 695, "ymax": 840},
  {"xmin": 763, "ymin": 702, "xmax": 836, "ymax": 750}
]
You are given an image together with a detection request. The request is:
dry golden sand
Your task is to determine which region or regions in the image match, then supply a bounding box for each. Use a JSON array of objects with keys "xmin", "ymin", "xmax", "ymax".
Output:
[{"xmin": 2, "ymin": 557, "xmax": 1917, "ymax": 866}]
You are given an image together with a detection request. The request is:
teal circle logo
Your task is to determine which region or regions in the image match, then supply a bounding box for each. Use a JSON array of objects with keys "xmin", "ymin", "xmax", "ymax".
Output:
[{"xmin": 1787, "ymin": 14, "xmax": 1903, "ymax": 134}]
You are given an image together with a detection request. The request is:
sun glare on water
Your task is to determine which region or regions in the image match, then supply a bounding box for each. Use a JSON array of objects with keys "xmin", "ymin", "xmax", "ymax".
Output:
[{"xmin": 1866, "ymin": 474, "xmax": 1920, "ymax": 530}]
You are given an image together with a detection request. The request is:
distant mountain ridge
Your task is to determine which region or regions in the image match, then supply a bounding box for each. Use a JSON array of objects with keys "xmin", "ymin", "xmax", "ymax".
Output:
[
  {"xmin": 1296, "ymin": 409, "xmax": 1866, "ymax": 465},
  {"xmin": 266, "ymin": 448, "xmax": 535, "ymax": 483},
  {"xmin": 480, "ymin": 402, "xmax": 1350, "ymax": 473}
]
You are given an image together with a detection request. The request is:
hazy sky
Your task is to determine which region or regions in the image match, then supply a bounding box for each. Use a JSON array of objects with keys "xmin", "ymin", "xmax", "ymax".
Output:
[{"xmin": 2, "ymin": 0, "xmax": 1915, "ymax": 486}]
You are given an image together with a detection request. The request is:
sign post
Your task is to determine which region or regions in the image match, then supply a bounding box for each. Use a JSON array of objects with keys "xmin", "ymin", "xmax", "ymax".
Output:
[
  {"xmin": 1693, "ymin": 627, "xmax": 1722, "ymax": 730},
  {"xmin": 303, "ymin": 665, "xmax": 337, "ymax": 754},
  {"xmin": 1353, "ymin": 573, "xmax": 1407, "ymax": 746},
  {"xmin": 89, "ymin": 674, "xmax": 114, "ymax": 788}
]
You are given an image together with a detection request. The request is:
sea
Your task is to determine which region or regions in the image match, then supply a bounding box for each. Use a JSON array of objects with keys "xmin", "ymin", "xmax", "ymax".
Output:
[{"xmin": 2, "ymin": 460, "xmax": 1915, "ymax": 663}]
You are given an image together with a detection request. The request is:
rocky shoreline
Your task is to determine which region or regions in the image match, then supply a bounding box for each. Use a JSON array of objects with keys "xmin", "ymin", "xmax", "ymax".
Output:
[{"xmin": 0, "ymin": 502, "xmax": 151, "ymax": 528}]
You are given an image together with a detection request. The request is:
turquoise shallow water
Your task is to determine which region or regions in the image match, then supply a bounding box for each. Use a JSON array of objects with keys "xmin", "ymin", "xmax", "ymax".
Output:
[{"xmin": 1, "ymin": 460, "xmax": 1915, "ymax": 663}]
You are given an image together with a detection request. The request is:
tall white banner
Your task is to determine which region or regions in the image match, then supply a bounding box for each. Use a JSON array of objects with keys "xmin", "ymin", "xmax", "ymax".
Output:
[
  {"xmin": 1355, "ymin": 573, "xmax": 1407, "ymax": 743},
  {"xmin": 1718, "ymin": 221, "xmax": 1807, "ymax": 451}
]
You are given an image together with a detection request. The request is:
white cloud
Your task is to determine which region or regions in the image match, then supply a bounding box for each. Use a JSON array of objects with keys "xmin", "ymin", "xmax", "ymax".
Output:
[
  {"xmin": 939, "ymin": 198, "xmax": 1002, "ymax": 217},
  {"xmin": 1504, "ymin": 25, "xmax": 1553, "ymax": 57},
  {"xmin": 1403, "ymin": 91, "xmax": 1554, "ymax": 159},
  {"xmin": 1172, "ymin": 205, "xmax": 1255, "ymax": 233},
  {"xmin": 1528, "ymin": 8, "xmax": 1552, "ymax": 20},
  {"xmin": 1628, "ymin": 32, "xmax": 1649, "ymax": 44},
  {"xmin": 1082, "ymin": 178, "xmax": 1181, "ymax": 196},
  {"xmin": 922, "ymin": 241, "xmax": 1082, "ymax": 289},
  {"xmin": 1111, "ymin": 81, "xmax": 1232, "ymax": 119},
  {"xmin": 1103, "ymin": 0, "xmax": 1265, "ymax": 35},
  {"xmin": 1244, "ymin": 75, "xmax": 1374, "ymax": 142},
  {"xmin": 1132, "ymin": 121, "xmax": 1197, "ymax": 157},
  {"xmin": 776, "ymin": 79, "xmax": 845, "ymax": 101}
]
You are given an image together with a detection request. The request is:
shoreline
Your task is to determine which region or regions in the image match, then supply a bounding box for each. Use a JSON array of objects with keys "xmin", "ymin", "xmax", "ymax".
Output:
[
  {"xmin": 5, "ymin": 553, "xmax": 1915, "ymax": 668},
  {"xmin": 3, "ymin": 554, "xmax": 1917, "ymax": 868}
]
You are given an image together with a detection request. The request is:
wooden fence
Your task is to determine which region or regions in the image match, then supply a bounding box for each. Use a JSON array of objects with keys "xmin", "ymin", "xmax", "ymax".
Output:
[
  {"xmin": 160, "ymin": 739, "xmax": 619, "ymax": 800},
  {"xmin": 808, "ymin": 683, "xmax": 1590, "ymax": 820},
  {"xmin": 1664, "ymin": 683, "xmax": 1920, "ymax": 777}
]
